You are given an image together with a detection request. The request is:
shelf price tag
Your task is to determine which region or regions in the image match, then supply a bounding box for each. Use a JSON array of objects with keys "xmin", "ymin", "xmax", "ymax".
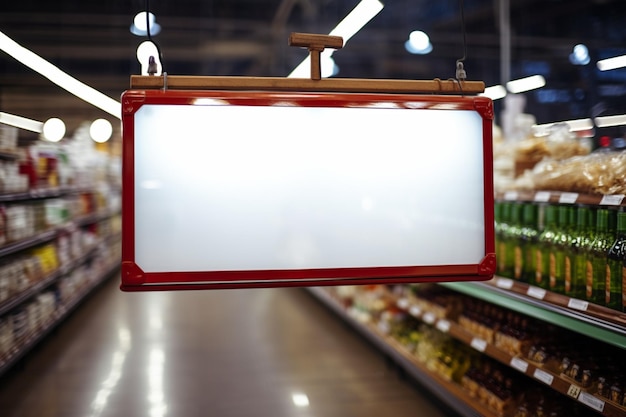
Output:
[
  {"xmin": 600, "ymin": 194, "xmax": 625, "ymax": 206},
  {"xmin": 534, "ymin": 191, "xmax": 551, "ymax": 202},
  {"xmin": 559, "ymin": 192, "xmax": 579, "ymax": 204},
  {"xmin": 397, "ymin": 298, "xmax": 410, "ymax": 310},
  {"xmin": 422, "ymin": 312, "xmax": 436, "ymax": 324},
  {"xmin": 510, "ymin": 357, "xmax": 529, "ymax": 373},
  {"xmin": 495, "ymin": 278, "xmax": 514, "ymax": 290},
  {"xmin": 567, "ymin": 384, "xmax": 582, "ymax": 399},
  {"xmin": 533, "ymin": 369, "xmax": 554, "ymax": 386},
  {"xmin": 436, "ymin": 319, "xmax": 450, "ymax": 333},
  {"xmin": 577, "ymin": 392, "xmax": 605, "ymax": 412},
  {"xmin": 377, "ymin": 321, "xmax": 390, "ymax": 334},
  {"xmin": 527, "ymin": 286, "xmax": 546, "ymax": 300},
  {"xmin": 471, "ymin": 337, "xmax": 487, "ymax": 352},
  {"xmin": 409, "ymin": 306, "xmax": 422, "ymax": 317},
  {"xmin": 567, "ymin": 298, "xmax": 589, "ymax": 311}
]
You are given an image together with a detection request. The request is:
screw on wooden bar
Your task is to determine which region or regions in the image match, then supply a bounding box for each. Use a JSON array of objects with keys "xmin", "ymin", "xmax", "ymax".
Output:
[{"xmin": 289, "ymin": 32, "xmax": 344, "ymax": 80}]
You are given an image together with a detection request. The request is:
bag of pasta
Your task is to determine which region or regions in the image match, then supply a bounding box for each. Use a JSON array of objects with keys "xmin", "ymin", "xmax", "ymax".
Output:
[{"xmin": 530, "ymin": 151, "xmax": 626, "ymax": 195}]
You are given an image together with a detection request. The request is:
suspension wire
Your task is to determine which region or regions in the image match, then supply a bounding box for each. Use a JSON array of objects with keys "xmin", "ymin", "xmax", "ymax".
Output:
[
  {"xmin": 145, "ymin": 0, "xmax": 165, "ymax": 74},
  {"xmin": 454, "ymin": 0, "xmax": 468, "ymax": 94}
]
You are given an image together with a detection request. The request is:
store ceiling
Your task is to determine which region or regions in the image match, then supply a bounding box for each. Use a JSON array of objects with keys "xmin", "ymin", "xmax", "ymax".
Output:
[{"xmin": 1, "ymin": 0, "xmax": 625, "ymax": 138}]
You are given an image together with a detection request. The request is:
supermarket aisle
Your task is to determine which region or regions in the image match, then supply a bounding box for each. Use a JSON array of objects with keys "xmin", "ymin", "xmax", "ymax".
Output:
[{"xmin": 0, "ymin": 276, "xmax": 455, "ymax": 417}]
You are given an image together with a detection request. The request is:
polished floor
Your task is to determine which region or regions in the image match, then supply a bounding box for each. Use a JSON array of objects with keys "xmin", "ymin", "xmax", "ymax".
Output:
[{"xmin": 0, "ymin": 275, "xmax": 455, "ymax": 417}]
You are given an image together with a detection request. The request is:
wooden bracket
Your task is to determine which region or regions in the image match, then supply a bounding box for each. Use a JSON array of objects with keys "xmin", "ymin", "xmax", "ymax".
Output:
[{"xmin": 289, "ymin": 32, "xmax": 344, "ymax": 80}]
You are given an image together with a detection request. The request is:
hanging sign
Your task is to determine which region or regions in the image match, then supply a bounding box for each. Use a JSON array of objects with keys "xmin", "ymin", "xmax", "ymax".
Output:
[{"xmin": 120, "ymin": 75, "xmax": 495, "ymax": 291}]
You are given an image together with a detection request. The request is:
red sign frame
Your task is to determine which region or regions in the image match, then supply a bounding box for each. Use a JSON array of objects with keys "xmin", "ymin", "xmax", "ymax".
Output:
[{"xmin": 121, "ymin": 89, "xmax": 495, "ymax": 291}]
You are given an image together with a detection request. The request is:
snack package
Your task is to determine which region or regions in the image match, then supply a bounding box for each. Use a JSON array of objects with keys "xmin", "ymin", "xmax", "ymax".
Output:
[{"xmin": 521, "ymin": 151, "xmax": 626, "ymax": 195}]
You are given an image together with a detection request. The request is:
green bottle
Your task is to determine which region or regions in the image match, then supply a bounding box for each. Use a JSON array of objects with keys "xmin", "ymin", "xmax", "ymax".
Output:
[
  {"xmin": 551, "ymin": 206, "xmax": 571, "ymax": 294},
  {"xmin": 563, "ymin": 206, "xmax": 578, "ymax": 296},
  {"xmin": 494, "ymin": 202, "xmax": 505, "ymax": 275},
  {"xmin": 573, "ymin": 207, "xmax": 594, "ymax": 299},
  {"xmin": 496, "ymin": 202, "xmax": 511, "ymax": 277},
  {"xmin": 502, "ymin": 203, "xmax": 522, "ymax": 279},
  {"xmin": 587, "ymin": 209, "xmax": 612, "ymax": 304},
  {"xmin": 520, "ymin": 203, "xmax": 539, "ymax": 283},
  {"xmin": 535, "ymin": 205, "xmax": 558, "ymax": 289},
  {"xmin": 607, "ymin": 210, "xmax": 626, "ymax": 311},
  {"xmin": 508, "ymin": 203, "xmax": 524, "ymax": 281}
]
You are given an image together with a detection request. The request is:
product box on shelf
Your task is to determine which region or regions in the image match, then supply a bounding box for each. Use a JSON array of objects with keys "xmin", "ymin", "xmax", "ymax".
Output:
[{"xmin": 0, "ymin": 125, "xmax": 18, "ymax": 153}]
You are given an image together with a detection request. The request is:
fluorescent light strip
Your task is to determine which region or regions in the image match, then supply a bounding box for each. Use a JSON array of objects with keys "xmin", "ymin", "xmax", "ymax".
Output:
[
  {"xmin": 506, "ymin": 75, "xmax": 546, "ymax": 94},
  {"xmin": 0, "ymin": 111, "xmax": 44, "ymax": 133},
  {"xmin": 288, "ymin": 0, "xmax": 384, "ymax": 78},
  {"xmin": 595, "ymin": 114, "xmax": 626, "ymax": 127},
  {"xmin": 0, "ymin": 31, "xmax": 121, "ymax": 118},
  {"xmin": 480, "ymin": 85, "xmax": 507, "ymax": 100},
  {"xmin": 533, "ymin": 118, "xmax": 594, "ymax": 137},
  {"xmin": 597, "ymin": 55, "xmax": 626, "ymax": 71}
]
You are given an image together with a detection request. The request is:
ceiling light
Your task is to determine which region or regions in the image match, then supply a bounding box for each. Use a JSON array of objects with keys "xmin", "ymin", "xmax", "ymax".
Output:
[
  {"xmin": 288, "ymin": 0, "xmax": 384, "ymax": 78},
  {"xmin": 0, "ymin": 30, "xmax": 121, "ymax": 118},
  {"xmin": 0, "ymin": 112, "xmax": 43, "ymax": 133},
  {"xmin": 480, "ymin": 85, "xmax": 507, "ymax": 100},
  {"xmin": 533, "ymin": 118, "xmax": 594, "ymax": 137},
  {"xmin": 131, "ymin": 12, "xmax": 161, "ymax": 36},
  {"xmin": 597, "ymin": 54, "xmax": 626, "ymax": 71},
  {"xmin": 291, "ymin": 393, "xmax": 310, "ymax": 407},
  {"xmin": 595, "ymin": 114, "xmax": 626, "ymax": 127},
  {"xmin": 90, "ymin": 119, "xmax": 113, "ymax": 143},
  {"xmin": 136, "ymin": 41, "xmax": 162, "ymax": 76},
  {"xmin": 506, "ymin": 75, "xmax": 546, "ymax": 94},
  {"xmin": 42, "ymin": 118, "xmax": 66, "ymax": 142},
  {"xmin": 321, "ymin": 56, "xmax": 339, "ymax": 78},
  {"xmin": 405, "ymin": 31, "xmax": 433, "ymax": 55},
  {"xmin": 569, "ymin": 44, "xmax": 590, "ymax": 65}
]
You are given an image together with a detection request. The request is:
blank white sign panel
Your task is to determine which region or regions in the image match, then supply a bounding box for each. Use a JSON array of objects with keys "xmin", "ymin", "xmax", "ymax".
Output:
[{"xmin": 133, "ymin": 103, "xmax": 485, "ymax": 273}]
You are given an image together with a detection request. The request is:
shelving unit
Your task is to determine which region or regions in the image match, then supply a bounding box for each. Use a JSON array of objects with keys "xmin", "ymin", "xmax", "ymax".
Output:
[
  {"xmin": 0, "ymin": 125, "xmax": 122, "ymax": 378},
  {"xmin": 0, "ymin": 231, "xmax": 120, "ymax": 318},
  {"xmin": 308, "ymin": 284, "xmax": 626, "ymax": 417},
  {"xmin": 497, "ymin": 190, "xmax": 626, "ymax": 208},
  {"xmin": 0, "ymin": 260, "xmax": 119, "ymax": 376},
  {"xmin": 0, "ymin": 213, "xmax": 121, "ymax": 377},
  {"xmin": 307, "ymin": 287, "xmax": 489, "ymax": 417},
  {"xmin": 398, "ymin": 285, "xmax": 624, "ymax": 416},
  {"xmin": 442, "ymin": 280, "xmax": 626, "ymax": 349}
]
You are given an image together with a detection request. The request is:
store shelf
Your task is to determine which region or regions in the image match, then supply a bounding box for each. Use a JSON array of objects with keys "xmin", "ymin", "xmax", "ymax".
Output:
[
  {"xmin": 307, "ymin": 287, "xmax": 490, "ymax": 417},
  {"xmin": 0, "ymin": 186, "xmax": 98, "ymax": 203},
  {"xmin": 488, "ymin": 277, "xmax": 626, "ymax": 328},
  {"xmin": 440, "ymin": 281, "xmax": 626, "ymax": 350},
  {"xmin": 74, "ymin": 209, "xmax": 118, "ymax": 227},
  {"xmin": 0, "ymin": 233, "xmax": 120, "ymax": 317},
  {"xmin": 0, "ymin": 210, "xmax": 118, "ymax": 259},
  {"xmin": 0, "ymin": 150, "xmax": 19, "ymax": 160},
  {"xmin": 0, "ymin": 261, "xmax": 120, "ymax": 378},
  {"xmin": 0, "ymin": 230, "xmax": 57, "ymax": 258},
  {"xmin": 0, "ymin": 270, "xmax": 61, "ymax": 317},
  {"xmin": 392, "ymin": 292, "xmax": 626, "ymax": 417},
  {"xmin": 310, "ymin": 284, "xmax": 625, "ymax": 417},
  {"xmin": 496, "ymin": 190, "xmax": 626, "ymax": 207}
]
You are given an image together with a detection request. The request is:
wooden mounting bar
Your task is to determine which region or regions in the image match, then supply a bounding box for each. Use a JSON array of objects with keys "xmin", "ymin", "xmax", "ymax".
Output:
[
  {"xmin": 130, "ymin": 75, "xmax": 486, "ymax": 95},
  {"xmin": 288, "ymin": 32, "xmax": 344, "ymax": 80},
  {"xmin": 288, "ymin": 33, "xmax": 344, "ymax": 49}
]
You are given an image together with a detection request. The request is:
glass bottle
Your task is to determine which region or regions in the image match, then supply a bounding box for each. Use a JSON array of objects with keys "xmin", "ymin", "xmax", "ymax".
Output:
[
  {"xmin": 520, "ymin": 203, "xmax": 538, "ymax": 283},
  {"xmin": 563, "ymin": 206, "xmax": 578, "ymax": 297},
  {"xmin": 535, "ymin": 205, "xmax": 557, "ymax": 289},
  {"xmin": 550, "ymin": 205, "xmax": 570, "ymax": 294},
  {"xmin": 497, "ymin": 202, "xmax": 512, "ymax": 277},
  {"xmin": 607, "ymin": 209, "xmax": 626, "ymax": 311},
  {"xmin": 587, "ymin": 208, "xmax": 612, "ymax": 304},
  {"xmin": 572, "ymin": 206, "xmax": 594, "ymax": 299},
  {"xmin": 504, "ymin": 203, "xmax": 523, "ymax": 279}
]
